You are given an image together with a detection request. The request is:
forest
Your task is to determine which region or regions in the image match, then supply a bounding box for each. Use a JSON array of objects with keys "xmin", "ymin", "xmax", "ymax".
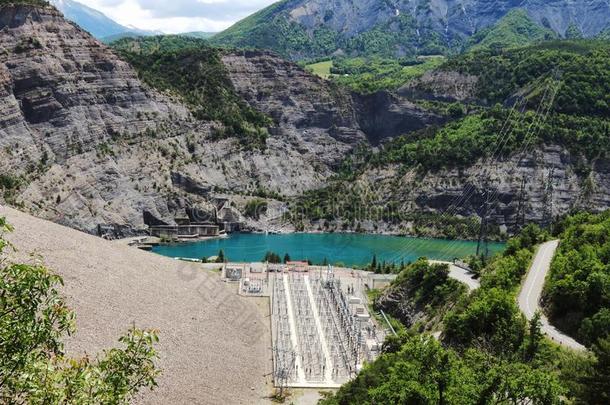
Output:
[
  {"xmin": 322, "ymin": 223, "xmax": 610, "ymax": 404},
  {"xmin": 544, "ymin": 212, "xmax": 610, "ymax": 347}
]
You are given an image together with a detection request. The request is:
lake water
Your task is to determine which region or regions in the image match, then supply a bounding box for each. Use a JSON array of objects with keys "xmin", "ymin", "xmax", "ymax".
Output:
[{"xmin": 151, "ymin": 233, "xmax": 505, "ymax": 267}]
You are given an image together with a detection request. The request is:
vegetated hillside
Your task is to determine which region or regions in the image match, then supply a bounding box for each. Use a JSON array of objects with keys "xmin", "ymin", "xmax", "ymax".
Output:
[
  {"xmin": 543, "ymin": 211, "xmax": 610, "ymax": 347},
  {"xmin": 304, "ymin": 10, "xmax": 555, "ymax": 95},
  {"xmin": 212, "ymin": 0, "xmax": 610, "ymax": 60},
  {"xmin": 324, "ymin": 225, "xmax": 610, "ymax": 404},
  {"xmin": 315, "ymin": 55, "xmax": 445, "ymax": 94},
  {"xmin": 112, "ymin": 36, "xmax": 273, "ymax": 150},
  {"xmin": 376, "ymin": 259, "xmax": 467, "ymax": 329},
  {"xmin": 421, "ymin": 40, "xmax": 610, "ymax": 117},
  {"xmin": 290, "ymin": 40, "xmax": 610, "ymax": 237},
  {"xmin": 181, "ymin": 31, "xmax": 217, "ymax": 40},
  {"xmin": 466, "ymin": 9, "xmax": 557, "ymax": 51}
]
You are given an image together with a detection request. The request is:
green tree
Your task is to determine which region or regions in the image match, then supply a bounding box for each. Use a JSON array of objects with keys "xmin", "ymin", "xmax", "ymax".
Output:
[
  {"xmin": 283, "ymin": 253, "xmax": 291, "ymax": 263},
  {"xmin": 0, "ymin": 217, "xmax": 159, "ymax": 403},
  {"xmin": 263, "ymin": 251, "xmax": 281, "ymax": 264},
  {"xmin": 322, "ymin": 335, "xmax": 564, "ymax": 405},
  {"xmin": 370, "ymin": 254, "xmax": 377, "ymax": 271},
  {"xmin": 216, "ymin": 249, "xmax": 225, "ymax": 263},
  {"xmin": 524, "ymin": 311, "xmax": 543, "ymax": 361},
  {"xmin": 583, "ymin": 336, "xmax": 610, "ymax": 404}
]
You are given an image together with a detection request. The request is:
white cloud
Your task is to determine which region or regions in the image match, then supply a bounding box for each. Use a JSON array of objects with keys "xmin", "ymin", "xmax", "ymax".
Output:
[{"xmin": 77, "ymin": 0, "xmax": 277, "ymax": 33}]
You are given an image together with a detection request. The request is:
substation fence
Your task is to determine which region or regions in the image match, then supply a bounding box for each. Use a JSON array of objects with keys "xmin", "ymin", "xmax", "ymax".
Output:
[{"xmin": 271, "ymin": 269, "xmax": 383, "ymax": 386}]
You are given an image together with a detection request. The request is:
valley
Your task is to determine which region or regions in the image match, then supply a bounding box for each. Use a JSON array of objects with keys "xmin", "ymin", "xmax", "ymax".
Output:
[{"xmin": 0, "ymin": 0, "xmax": 609, "ymax": 404}]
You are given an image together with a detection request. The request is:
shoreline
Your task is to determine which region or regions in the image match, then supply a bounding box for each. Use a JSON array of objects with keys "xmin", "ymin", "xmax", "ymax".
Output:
[
  {"xmin": 148, "ymin": 233, "xmax": 506, "ymax": 269},
  {"xmin": 149, "ymin": 229, "xmax": 508, "ymax": 246}
]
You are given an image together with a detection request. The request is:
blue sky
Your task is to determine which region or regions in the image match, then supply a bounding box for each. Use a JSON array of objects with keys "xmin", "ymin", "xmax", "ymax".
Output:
[{"xmin": 77, "ymin": 0, "xmax": 277, "ymax": 33}]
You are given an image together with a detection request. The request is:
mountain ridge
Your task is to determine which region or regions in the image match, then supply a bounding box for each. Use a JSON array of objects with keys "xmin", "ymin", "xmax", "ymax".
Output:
[
  {"xmin": 49, "ymin": 0, "xmax": 159, "ymax": 39},
  {"xmin": 212, "ymin": 0, "xmax": 610, "ymax": 60},
  {"xmin": 0, "ymin": 3, "xmax": 438, "ymax": 236}
]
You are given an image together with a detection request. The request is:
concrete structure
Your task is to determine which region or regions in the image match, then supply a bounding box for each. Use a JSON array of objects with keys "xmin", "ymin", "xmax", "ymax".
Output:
[
  {"xmin": 285, "ymin": 261, "xmax": 309, "ymax": 272},
  {"xmin": 365, "ymin": 273, "xmax": 397, "ymax": 290},
  {"xmin": 222, "ymin": 263, "xmax": 384, "ymax": 389},
  {"xmin": 149, "ymin": 223, "xmax": 219, "ymax": 240}
]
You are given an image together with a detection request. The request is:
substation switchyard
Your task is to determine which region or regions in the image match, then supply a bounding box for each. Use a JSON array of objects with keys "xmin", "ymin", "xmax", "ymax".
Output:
[{"xmin": 223, "ymin": 263, "xmax": 385, "ymax": 390}]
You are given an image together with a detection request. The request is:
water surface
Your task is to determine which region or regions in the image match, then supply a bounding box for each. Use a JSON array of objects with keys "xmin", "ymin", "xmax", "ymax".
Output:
[{"xmin": 152, "ymin": 233, "xmax": 505, "ymax": 267}]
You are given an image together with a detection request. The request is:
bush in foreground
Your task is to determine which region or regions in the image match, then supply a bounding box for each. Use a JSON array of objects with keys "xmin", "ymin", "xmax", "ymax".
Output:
[{"xmin": 0, "ymin": 217, "xmax": 160, "ymax": 403}]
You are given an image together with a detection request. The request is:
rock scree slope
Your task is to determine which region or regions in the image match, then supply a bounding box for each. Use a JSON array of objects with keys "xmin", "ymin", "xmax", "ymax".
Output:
[{"xmin": 0, "ymin": 205, "xmax": 272, "ymax": 404}]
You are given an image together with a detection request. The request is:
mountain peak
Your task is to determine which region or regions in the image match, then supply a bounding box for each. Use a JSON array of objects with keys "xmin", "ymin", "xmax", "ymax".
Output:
[{"xmin": 48, "ymin": 0, "xmax": 157, "ymax": 39}]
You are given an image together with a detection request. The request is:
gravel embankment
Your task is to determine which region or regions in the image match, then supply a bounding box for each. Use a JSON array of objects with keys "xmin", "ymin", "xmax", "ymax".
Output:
[{"xmin": 0, "ymin": 206, "xmax": 272, "ymax": 404}]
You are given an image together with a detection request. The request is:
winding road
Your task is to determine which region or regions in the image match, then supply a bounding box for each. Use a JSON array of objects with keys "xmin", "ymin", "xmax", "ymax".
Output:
[
  {"xmin": 517, "ymin": 240, "xmax": 586, "ymax": 351},
  {"xmin": 429, "ymin": 260, "xmax": 481, "ymax": 290}
]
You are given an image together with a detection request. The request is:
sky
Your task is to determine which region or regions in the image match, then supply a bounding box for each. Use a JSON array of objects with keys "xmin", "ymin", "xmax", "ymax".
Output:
[{"xmin": 77, "ymin": 0, "xmax": 278, "ymax": 34}]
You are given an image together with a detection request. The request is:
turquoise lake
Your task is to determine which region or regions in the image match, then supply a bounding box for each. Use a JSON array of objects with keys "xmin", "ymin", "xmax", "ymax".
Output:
[{"xmin": 151, "ymin": 233, "xmax": 505, "ymax": 267}]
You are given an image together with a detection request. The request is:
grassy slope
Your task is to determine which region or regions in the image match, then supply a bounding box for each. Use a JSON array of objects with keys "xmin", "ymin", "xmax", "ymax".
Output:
[
  {"xmin": 209, "ymin": 0, "xmax": 296, "ymax": 54},
  {"xmin": 305, "ymin": 59, "xmax": 333, "ymax": 78},
  {"xmin": 330, "ymin": 55, "xmax": 445, "ymax": 93},
  {"xmin": 467, "ymin": 9, "xmax": 557, "ymax": 51}
]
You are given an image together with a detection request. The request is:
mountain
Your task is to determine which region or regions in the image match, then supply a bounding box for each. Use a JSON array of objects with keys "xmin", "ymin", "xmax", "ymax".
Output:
[
  {"xmin": 291, "ymin": 40, "xmax": 610, "ymax": 236},
  {"xmin": 49, "ymin": 0, "xmax": 158, "ymax": 39},
  {"xmin": 212, "ymin": 0, "xmax": 610, "ymax": 60},
  {"xmin": 0, "ymin": 1, "xmax": 608, "ymax": 239},
  {"xmin": 0, "ymin": 2, "xmax": 436, "ymax": 236}
]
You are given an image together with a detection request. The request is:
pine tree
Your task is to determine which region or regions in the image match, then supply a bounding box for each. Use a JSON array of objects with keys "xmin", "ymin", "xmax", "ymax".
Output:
[
  {"xmin": 216, "ymin": 249, "xmax": 225, "ymax": 263},
  {"xmin": 525, "ymin": 311, "xmax": 543, "ymax": 361},
  {"xmin": 584, "ymin": 336, "xmax": 610, "ymax": 403}
]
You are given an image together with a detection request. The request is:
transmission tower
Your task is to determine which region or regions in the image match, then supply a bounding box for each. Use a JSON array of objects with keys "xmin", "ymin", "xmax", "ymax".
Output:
[
  {"xmin": 515, "ymin": 176, "xmax": 527, "ymax": 229},
  {"xmin": 476, "ymin": 185, "xmax": 493, "ymax": 259},
  {"xmin": 541, "ymin": 167, "xmax": 555, "ymax": 228}
]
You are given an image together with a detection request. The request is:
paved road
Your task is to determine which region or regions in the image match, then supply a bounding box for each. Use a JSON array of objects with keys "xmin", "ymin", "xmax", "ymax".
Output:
[
  {"xmin": 429, "ymin": 260, "xmax": 480, "ymax": 290},
  {"xmin": 518, "ymin": 240, "xmax": 586, "ymax": 351}
]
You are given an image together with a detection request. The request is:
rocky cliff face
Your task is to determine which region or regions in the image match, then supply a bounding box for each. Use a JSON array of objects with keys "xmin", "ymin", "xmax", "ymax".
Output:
[
  {"xmin": 0, "ymin": 3, "xmax": 438, "ymax": 235},
  {"xmin": 0, "ymin": 3, "xmax": 200, "ymax": 233},
  {"xmin": 0, "ymin": 4, "xmax": 189, "ymax": 170},
  {"xmin": 0, "ymin": 4, "xmax": 323, "ymax": 234},
  {"xmin": 300, "ymin": 145, "xmax": 610, "ymax": 236},
  {"xmin": 1, "ymin": 3, "xmax": 607, "ymax": 238},
  {"xmin": 221, "ymin": 50, "xmax": 366, "ymax": 169},
  {"xmin": 222, "ymin": 50, "xmax": 441, "ymax": 150}
]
